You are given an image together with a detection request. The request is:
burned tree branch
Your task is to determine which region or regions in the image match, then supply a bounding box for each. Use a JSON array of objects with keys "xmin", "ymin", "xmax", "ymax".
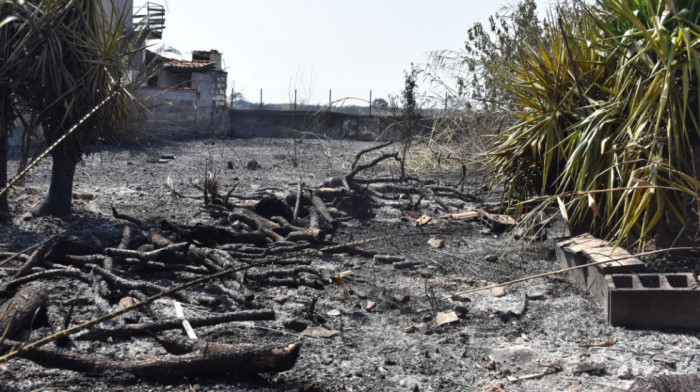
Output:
[
  {"xmin": 0, "ymin": 339, "xmax": 301, "ymax": 378},
  {"xmin": 0, "ymin": 269, "xmax": 90, "ymax": 297},
  {"xmin": 86, "ymin": 264, "xmax": 189, "ymax": 303},
  {"xmin": 148, "ymin": 229, "xmax": 172, "ymax": 249},
  {"xmin": 13, "ymin": 240, "xmax": 53, "ymax": 279},
  {"xmin": 111, "ymin": 205, "xmax": 147, "ymax": 228},
  {"xmin": 77, "ymin": 309, "xmax": 275, "ymax": 340},
  {"xmin": 0, "ymin": 284, "xmax": 47, "ymax": 339},
  {"xmin": 347, "ymin": 152, "xmax": 399, "ymax": 180},
  {"xmin": 350, "ymin": 141, "xmax": 393, "ymax": 170},
  {"xmin": 228, "ymin": 208, "xmax": 281, "ymax": 231},
  {"xmin": 311, "ymin": 193, "xmax": 335, "ymax": 227},
  {"xmin": 104, "ymin": 242, "xmax": 190, "ymax": 263},
  {"xmin": 245, "ymin": 266, "xmax": 321, "ymax": 281},
  {"xmin": 293, "ymin": 179, "xmax": 303, "ymax": 221}
]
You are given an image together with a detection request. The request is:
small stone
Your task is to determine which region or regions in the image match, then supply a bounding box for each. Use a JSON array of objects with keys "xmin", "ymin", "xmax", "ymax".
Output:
[
  {"xmin": 272, "ymin": 295, "xmax": 288, "ymax": 304},
  {"xmin": 117, "ymin": 296, "xmax": 136, "ymax": 310},
  {"xmin": 617, "ymin": 366, "xmax": 634, "ymax": 380},
  {"xmin": 247, "ymin": 159, "xmax": 259, "ymax": 170},
  {"xmin": 418, "ymin": 323, "xmax": 433, "ymax": 335},
  {"xmin": 404, "ymin": 325, "xmax": 416, "ymax": 333},
  {"xmin": 365, "ymin": 301, "xmax": 376, "ymax": 311},
  {"xmin": 415, "ymin": 214, "xmax": 432, "ymax": 227},
  {"xmin": 435, "ymin": 311, "xmax": 459, "ymax": 326},
  {"xmin": 355, "ymin": 291, "xmax": 367, "ymax": 299},
  {"xmin": 526, "ymin": 288, "xmax": 547, "ymax": 300},
  {"xmin": 302, "ymin": 326, "xmax": 339, "ymax": 338},
  {"xmin": 427, "ymin": 238, "xmax": 444, "ymax": 248},
  {"xmin": 422, "ymin": 313, "xmax": 432, "ymax": 321},
  {"xmin": 490, "ymin": 286, "xmax": 506, "ymax": 297},
  {"xmin": 393, "ymin": 294, "xmax": 410, "ymax": 303},
  {"xmin": 327, "ymin": 309, "xmax": 341, "ymax": 317},
  {"xmin": 22, "ymin": 212, "xmax": 33, "ymax": 220},
  {"xmin": 572, "ymin": 362, "xmax": 606, "ymax": 375},
  {"xmin": 485, "ymin": 254, "xmax": 499, "ymax": 263}
]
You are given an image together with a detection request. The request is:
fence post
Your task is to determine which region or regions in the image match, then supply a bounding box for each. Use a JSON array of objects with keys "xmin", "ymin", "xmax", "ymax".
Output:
[
  {"xmin": 260, "ymin": 88, "xmax": 263, "ymax": 110},
  {"xmin": 328, "ymin": 89, "xmax": 332, "ymax": 110},
  {"xmin": 369, "ymin": 90, "xmax": 372, "ymax": 116},
  {"xmin": 445, "ymin": 91, "xmax": 448, "ymax": 115},
  {"xmin": 294, "ymin": 89, "xmax": 297, "ymax": 111}
]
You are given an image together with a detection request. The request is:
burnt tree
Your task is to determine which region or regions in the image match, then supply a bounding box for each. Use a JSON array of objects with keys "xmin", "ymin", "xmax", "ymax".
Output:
[
  {"xmin": 4, "ymin": 0, "xmax": 143, "ymax": 217},
  {"xmin": 0, "ymin": 98, "xmax": 9, "ymax": 217}
]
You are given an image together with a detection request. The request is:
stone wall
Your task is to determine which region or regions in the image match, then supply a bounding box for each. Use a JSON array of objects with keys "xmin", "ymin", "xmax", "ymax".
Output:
[{"xmin": 228, "ymin": 110, "xmax": 396, "ymax": 140}]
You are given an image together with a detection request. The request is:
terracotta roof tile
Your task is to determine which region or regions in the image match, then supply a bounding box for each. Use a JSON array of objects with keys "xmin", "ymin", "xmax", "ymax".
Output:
[{"xmin": 164, "ymin": 59, "xmax": 215, "ymax": 71}]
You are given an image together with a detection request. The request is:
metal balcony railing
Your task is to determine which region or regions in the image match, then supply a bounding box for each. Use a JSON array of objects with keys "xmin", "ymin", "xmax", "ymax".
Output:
[{"xmin": 134, "ymin": 2, "xmax": 165, "ymax": 39}]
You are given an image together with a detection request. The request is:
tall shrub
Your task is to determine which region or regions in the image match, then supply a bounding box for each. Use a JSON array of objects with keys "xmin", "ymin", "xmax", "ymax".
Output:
[{"xmin": 487, "ymin": 0, "xmax": 700, "ymax": 247}]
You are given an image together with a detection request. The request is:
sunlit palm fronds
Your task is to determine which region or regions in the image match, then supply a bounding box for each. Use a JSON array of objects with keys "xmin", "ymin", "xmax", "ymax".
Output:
[{"xmin": 487, "ymin": 0, "xmax": 700, "ymax": 247}]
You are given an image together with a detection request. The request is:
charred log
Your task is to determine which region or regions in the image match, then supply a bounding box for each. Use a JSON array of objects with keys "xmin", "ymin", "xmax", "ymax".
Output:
[{"xmin": 1, "ymin": 339, "xmax": 302, "ymax": 378}]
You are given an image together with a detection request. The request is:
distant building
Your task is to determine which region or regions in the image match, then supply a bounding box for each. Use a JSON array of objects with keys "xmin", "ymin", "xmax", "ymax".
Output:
[
  {"xmin": 132, "ymin": 49, "xmax": 229, "ymax": 139},
  {"xmin": 143, "ymin": 49, "xmax": 227, "ymax": 109}
]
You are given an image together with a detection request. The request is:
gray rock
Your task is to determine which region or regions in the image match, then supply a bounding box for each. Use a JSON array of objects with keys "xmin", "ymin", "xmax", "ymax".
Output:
[
  {"xmin": 427, "ymin": 238, "xmax": 444, "ymax": 248},
  {"xmin": 572, "ymin": 362, "xmax": 606, "ymax": 375}
]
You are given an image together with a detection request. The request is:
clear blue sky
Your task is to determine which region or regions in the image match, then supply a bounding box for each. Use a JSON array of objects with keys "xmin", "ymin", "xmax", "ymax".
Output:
[{"xmin": 134, "ymin": 0, "xmax": 553, "ymax": 105}]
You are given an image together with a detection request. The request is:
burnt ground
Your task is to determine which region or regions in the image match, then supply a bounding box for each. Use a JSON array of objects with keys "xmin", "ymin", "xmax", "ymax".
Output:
[{"xmin": 0, "ymin": 137, "xmax": 699, "ymax": 392}]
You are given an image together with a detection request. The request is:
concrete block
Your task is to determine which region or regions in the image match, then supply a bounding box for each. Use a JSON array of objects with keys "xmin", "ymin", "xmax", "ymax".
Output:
[
  {"xmin": 555, "ymin": 234, "xmax": 645, "ymax": 308},
  {"xmin": 557, "ymin": 234, "xmax": 700, "ymax": 329},
  {"xmin": 606, "ymin": 273, "xmax": 700, "ymax": 329}
]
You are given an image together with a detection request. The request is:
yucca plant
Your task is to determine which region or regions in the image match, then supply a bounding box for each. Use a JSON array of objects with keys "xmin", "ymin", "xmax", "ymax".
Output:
[
  {"xmin": 487, "ymin": 0, "xmax": 700, "ymax": 248},
  {"xmin": 0, "ymin": 0, "xmax": 148, "ymax": 216}
]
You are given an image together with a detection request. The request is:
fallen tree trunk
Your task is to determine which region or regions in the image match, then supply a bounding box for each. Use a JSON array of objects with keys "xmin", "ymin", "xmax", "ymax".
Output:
[{"xmin": 1, "ymin": 339, "xmax": 302, "ymax": 378}]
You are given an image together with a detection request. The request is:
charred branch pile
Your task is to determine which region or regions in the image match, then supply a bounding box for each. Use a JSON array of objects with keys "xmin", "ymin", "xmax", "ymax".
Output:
[{"xmin": 0, "ymin": 142, "xmax": 481, "ymax": 381}]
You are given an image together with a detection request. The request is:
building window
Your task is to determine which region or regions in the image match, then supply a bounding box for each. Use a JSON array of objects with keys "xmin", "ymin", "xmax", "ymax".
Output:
[{"xmin": 147, "ymin": 76, "xmax": 158, "ymax": 87}]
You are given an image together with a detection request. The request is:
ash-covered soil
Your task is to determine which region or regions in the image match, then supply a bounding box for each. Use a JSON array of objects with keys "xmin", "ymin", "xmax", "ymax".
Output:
[{"xmin": 1, "ymin": 137, "xmax": 699, "ymax": 392}]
